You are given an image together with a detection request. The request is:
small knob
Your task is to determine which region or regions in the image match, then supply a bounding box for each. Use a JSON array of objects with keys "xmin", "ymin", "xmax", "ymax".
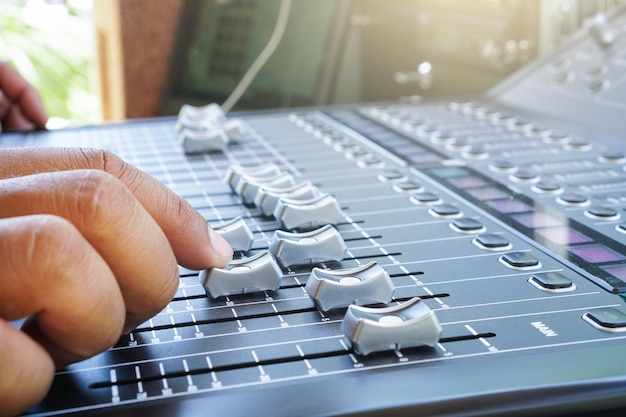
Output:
[
  {"xmin": 211, "ymin": 216, "xmax": 254, "ymax": 252},
  {"xmin": 269, "ymin": 225, "xmax": 346, "ymax": 266},
  {"xmin": 305, "ymin": 262, "xmax": 394, "ymax": 311},
  {"xmin": 342, "ymin": 297, "xmax": 442, "ymax": 355},
  {"xmin": 255, "ymin": 181, "xmax": 320, "ymax": 216},
  {"xmin": 200, "ymin": 251, "xmax": 282, "ymax": 298},
  {"xmin": 274, "ymin": 193, "xmax": 342, "ymax": 230}
]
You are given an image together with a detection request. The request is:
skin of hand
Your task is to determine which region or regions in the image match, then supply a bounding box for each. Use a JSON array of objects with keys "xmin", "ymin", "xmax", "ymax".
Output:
[
  {"xmin": 0, "ymin": 62, "xmax": 49, "ymax": 131},
  {"xmin": 0, "ymin": 147, "xmax": 233, "ymax": 417}
]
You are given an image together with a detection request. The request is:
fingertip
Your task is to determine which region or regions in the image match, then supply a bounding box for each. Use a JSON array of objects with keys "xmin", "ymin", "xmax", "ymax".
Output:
[{"xmin": 208, "ymin": 226, "xmax": 233, "ymax": 268}]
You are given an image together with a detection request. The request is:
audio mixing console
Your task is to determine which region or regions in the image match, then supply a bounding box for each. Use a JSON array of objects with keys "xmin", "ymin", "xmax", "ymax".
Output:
[{"xmin": 5, "ymin": 5, "xmax": 626, "ymax": 417}]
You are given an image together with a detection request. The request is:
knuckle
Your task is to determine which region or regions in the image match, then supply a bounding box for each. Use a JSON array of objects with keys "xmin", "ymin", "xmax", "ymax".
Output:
[
  {"xmin": 70, "ymin": 169, "xmax": 129, "ymax": 229},
  {"xmin": 8, "ymin": 215, "xmax": 79, "ymax": 277}
]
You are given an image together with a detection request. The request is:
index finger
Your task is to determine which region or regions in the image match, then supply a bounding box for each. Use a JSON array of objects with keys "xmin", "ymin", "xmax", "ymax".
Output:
[
  {"xmin": 0, "ymin": 62, "xmax": 48, "ymax": 129},
  {"xmin": 0, "ymin": 147, "xmax": 233, "ymax": 270}
]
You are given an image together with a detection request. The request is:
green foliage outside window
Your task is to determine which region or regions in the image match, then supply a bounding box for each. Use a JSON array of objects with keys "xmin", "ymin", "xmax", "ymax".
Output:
[{"xmin": 0, "ymin": 0, "xmax": 99, "ymax": 125}]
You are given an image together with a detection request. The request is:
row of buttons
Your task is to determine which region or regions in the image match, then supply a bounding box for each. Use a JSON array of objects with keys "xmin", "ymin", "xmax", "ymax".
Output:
[
  {"xmin": 487, "ymin": 161, "xmax": 623, "ymax": 222},
  {"xmin": 447, "ymin": 101, "xmax": 597, "ymax": 157},
  {"xmin": 376, "ymin": 168, "xmax": 573, "ymax": 293},
  {"xmin": 289, "ymin": 113, "xmax": 385, "ymax": 169}
]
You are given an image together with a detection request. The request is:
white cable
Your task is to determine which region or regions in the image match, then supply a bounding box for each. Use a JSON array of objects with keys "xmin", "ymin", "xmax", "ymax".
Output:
[{"xmin": 221, "ymin": 0, "xmax": 292, "ymax": 113}]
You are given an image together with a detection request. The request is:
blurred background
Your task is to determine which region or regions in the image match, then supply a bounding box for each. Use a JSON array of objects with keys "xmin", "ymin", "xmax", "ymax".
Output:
[{"xmin": 1, "ymin": 0, "xmax": 624, "ymax": 127}]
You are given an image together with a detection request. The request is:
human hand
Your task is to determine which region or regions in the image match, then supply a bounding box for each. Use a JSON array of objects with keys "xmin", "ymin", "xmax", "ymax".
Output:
[
  {"xmin": 0, "ymin": 62, "xmax": 48, "ymax": 131},
  {"xmin": 0, "ymin": 147, "xmax": 233, "ymax": 417}
]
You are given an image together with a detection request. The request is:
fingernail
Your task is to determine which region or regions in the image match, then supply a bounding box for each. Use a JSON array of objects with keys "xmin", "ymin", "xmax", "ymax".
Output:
[{"xmin": 208, "ymin": 226, "xmax": 233, "ymax": 264}]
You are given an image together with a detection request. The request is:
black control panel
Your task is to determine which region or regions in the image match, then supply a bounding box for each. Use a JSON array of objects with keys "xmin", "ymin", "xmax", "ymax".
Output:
[{"xmin": 5, "ymin": 5, "xmax": 626, "ymax": 417}]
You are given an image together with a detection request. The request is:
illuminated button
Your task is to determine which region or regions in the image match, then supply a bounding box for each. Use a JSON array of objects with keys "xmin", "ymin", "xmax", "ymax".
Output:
[
  {"xmin": 200, "ymin": 251, "xmax": 282, "ymax": 298},
  {"xmin": 499, "ymin": 252, "xmax": 541, "ymax": 269},
  {"xmin": 583, "ymin": 307, "xmax": 626, "ymax": 333},
  {"xmin": 585, "ymin": 206, "xmax": 620, "ymax": 221},
  {"xmin": 529, "ymin": 272, "xmax": 575, "ymax": 293},
  {"xmin": 211, "ymin": 216, "xmax": 254, "ymax": 252},
  {"xmin": 429, "ymin": 204, "xmax": 462, "ymax": 218},
  {"xmin": 269, "ymin": 225, "xmax": 346, "ymax": 267},
  {"xmin": 557, "ymin": 193, "xmax": 590, "ymax": 207},
  {"xmin": 342, "ymin": 297, "xmax": 442, "ymax": 355},
  {"xmin": 410, "ymin": 192, "xmax": 442, "ymax": 205},
  {"xmin": 473, "ymin": 233, "xmax": 511, "ymax": 251},
  {"xmin": 274, "ymin": 193, "xmax": 342, "ymax": 229},
  {"xmin": 450, "ymin": 218, "xmax": 486, "ymax": 234},
  {"xmin": 394, "ymin": 181, "xmax": 424, "ymax": 194},
  {"xmin": 489, "ymin": 160, "xmax": 517, "ymax": 173},
  {"xmin": 305, "ymin": 262, "xmax": 394, "ymax": 311}
]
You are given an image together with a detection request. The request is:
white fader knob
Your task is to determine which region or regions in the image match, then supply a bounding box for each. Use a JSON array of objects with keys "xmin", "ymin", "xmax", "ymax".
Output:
[
  {"xmin": 236, "ymin": 172, "xmax": 296, "ymax": 205},
  {"xmin": 177, "ymin": 104, "xmax": 247, "ymax": 153},
  {"xmin": 274, "ymin": 193, "xmax": 342, "ymax": 230},
  {"xmin": 177, "ymin": 103, "xmax": 226, "ymax": 131},
  {"xmin": 224, "ymin": 163, "xmax": 282, "ymax": 191},
  {"xmin": 255, "ymin": 181, "xmax": 320, "ymax": 216},
  {"xmin": 342, "ymin": 297, "xmax": 442, "ymax": 355},
  {"xmin": 269, "ymin": 225, "xmax": 346, "ymax": 266},
  {"xmin": 179, "ymin": 128, "xmax": 229, "ymax": 153},
  {"xmin": 305, "ymin": 262, "xmax": 394, "ymax": 311},
  {"xmin": 200, "ymin": 251, "xmax": 282, "ymax": 298},
  {"xmin": 210, "ymin": 216, "xmax": 254, "ymax": 252}
]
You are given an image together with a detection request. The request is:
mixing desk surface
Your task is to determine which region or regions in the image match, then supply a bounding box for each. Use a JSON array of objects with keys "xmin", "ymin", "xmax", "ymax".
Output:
[{"xmin": 5, "ymin": 5, "xmax": 626, "ymax": 417}]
